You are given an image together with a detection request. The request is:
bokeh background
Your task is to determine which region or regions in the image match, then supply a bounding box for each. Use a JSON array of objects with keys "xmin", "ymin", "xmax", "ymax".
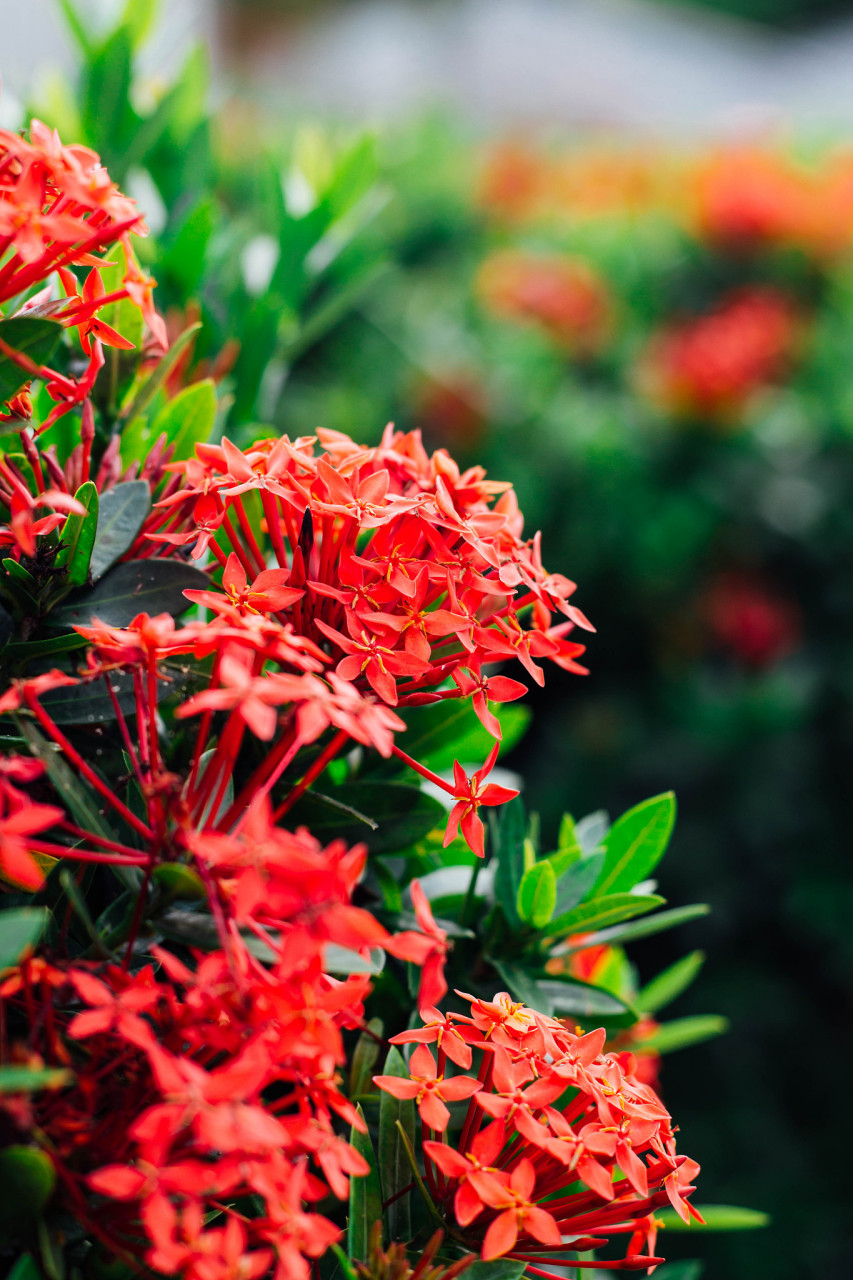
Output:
[{"xmin": 5, "ymin": 1, "xmax": 853, "ymax": 1277}]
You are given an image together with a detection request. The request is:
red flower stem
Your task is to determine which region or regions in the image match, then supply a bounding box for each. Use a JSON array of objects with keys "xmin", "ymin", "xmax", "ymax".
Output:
[
  {"xmin": 232, "ymin": 496, "xmax": 267, "ymax": 574},
  {"xmin": 391, "ymin": 745, "xmax": 455, "ymax": 795},
  {"xmin": 221, "ymin": 509, "xmax": 258, "ymax": 578},
  {"xmin": 231, "ymin": 734, "xmax": 302, "ymax": 832},
  {"xmin": 261, "ymin": 490, "xmax": 289, "ymax": 569},
  {"xmin": 123, "ymin": 853, "xmax": 156, "ymax": 968},
  {"xmin": 59, "ymin": 824, "xmax": 146, "ymax": 859},
  {"xmin": 24, "ymin": 694, "xmax": 154, "ymax": 840},
  {"xmin": 134, "ymin": 669, "xmax": 151, "ymax": 771},
  {"xmin": 187, "ymin": 650, "xmax": 222, "ymax": 791},
  {"xmin": 28, "ymin": 840, "xmax": 148, "ymax": 865},
  {"xmin": 458, "ymin": 1049, "xmax": 494, "ymax": 1155},
  {"xmin": 274, "ymin": 728, "xmax": 349, "ymax": 820},
  {"xmin": 103, "ymin": 675, "xmax": 144, "ymax": 788}
]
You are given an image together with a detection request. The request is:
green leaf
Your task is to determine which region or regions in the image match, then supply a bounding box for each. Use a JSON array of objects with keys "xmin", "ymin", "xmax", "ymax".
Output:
[
  {"xmin": 634, "ymin": 1015, "xmax": 728, "ymax": 1054},
  {"xmin": 463, "ymin": 1264, "xmax": 527, "ymax": 1280},
  {"xmin": 50, "ymin": 558, "xmax": 209, "ymax": 629},
  {"xmin": 0, "ymin": 1067, "xmax": 72, "ymax": 1094},
  {"xmin": 397, "ymin": 700, "xmax": 530, "ymax": 773},
  {"xmin": 658, "ymin": 1205, "xmax": 769, "ymax": 1232},
  {"xmin": 289, "ymin": 782, "xmax": 444, "ymax": 855},
  {"xmin": 349, "ymin": 1019, "xmax": 383, "ymax": 1098},
  {"xmin": 56, "ymin": 0, "xmax": 93, "ymax": 56},
  {"xmin": 0, "ymin": 908, "xmax": 48, "ymax": 969},
  {"xmin": 121, "ymin": 322, "xmax": 202, "ymax": 422},
  {"xmin": 348, "ymin": 1104, "xmax": 382, "ymax": 1263},
  {"xmin": 123, "ymin": 379, "xmax": 216, "ymax": 471},
  {"xmin": 36, "ymin": 669, "xmax": 145, "ymax": 727},
  {"xmin": 550, "ymin": 851, "xmax": 605, "ymax": 919},
  {"xmin": 639, "ymin": 951, "xmax": 705, "ymax": 1014},
  {"xmin": 492, "ymin": 796, "xmax": 526, "ymax": 927},
  {"xmin": 648, "ymin": 1264, "xmax": 703, "ymax": 1280},
  {"xmin": 517, "ymin": 860, "xmax": 556, "ymax": 929},
  {"xmin": 549, "ymin": 893, "xmax": 665, "ymax": 939},
  {"xmin": 595, "ymin": 792, "xmax": 676, "ymax": 896},
  {"xmin": 324, "ymin": 945, "xmax": 385, "ymax": 976},
  {"xmin": 0, "ymin": 317, "xmax": 64, "ymax": 404},
  {"xmin": 568, "ymin": 903, "xmax": 710, "ymax": 950},
  {"xmin": 88, "ymin": 481, "xmax": 151, "ymax": 581},
  {"xmin": 378, "ymin": 1046, "xmax": 415, "ymax": 1242},
  {"xmin": 55, "ymin": 482, "xmax": 99, "ymax": 587},
  {"xmin": 18, "ymin": 721, "xmax": 116, "ymax": 844},
  {"xmin": 0, "ymin": 1147, "xmax": 57, "ymax": 1231},
  {"xmin": 534, "ymin": 977, "xmax": 635, "ymax": 1019}
]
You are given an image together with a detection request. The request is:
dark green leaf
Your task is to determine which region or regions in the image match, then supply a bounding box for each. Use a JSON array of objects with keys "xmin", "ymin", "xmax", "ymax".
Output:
[
  {"xmin": 0, "ymin": 601, "xmax": 13, "ymax": 650},
  {"xmin": 397, "ymin": 700, "xmax": 530, "ymax": 773},
  {"xmin": 55, "ymin": 482, "xmax": 99, "ymax": 588},
  {"xmin": 550, "ymin": 851, "xmax": 605, "ymax": 918},
  {"xmin": 463, "ymin": 1264, "xmax": 527, "ymax": 1280},
  {"xmin": 534, "ymin": 977, "xmax": 635, "ymax": 1019},
  {"xmin": 0, "ymin": 1147, "xmax": 57, "ymax": 1231},
  {"xmin": 634, "ymin": 1015, "xmax": 728, "ymax": 1054},
  {"xmin": 6, "ymin": 1255, "xmax": 43, "ymax": 1280},
  {"xmin": 595, "ymin": 792, "xmax": 676, "ymax": 896},
  {"xmin": 492, "ymin": 796, "xmax": 526, "ymax": 927},
  {"xmin": 549, "ymin": 893, "xmax": 665, "ymax": 939},
  {"xmin": 349, "ymin": 1019, "xmax": 383, "ymax": 1099},
  {"xmin": 658, "ymin": 1205, "xmax": 769, "ymax": 1231},
  {"xmin": 0, "ymin": 1067, "xmax": 72, "ymax": 1094},
  {"xmin": 0, "ymin": 907, "xmax": 48, "ymax": 969},
  {"xmin": 568, "ymin": 903, "xmax": 710, "ymax": 950},
  {"xmin": 0, "ymin": 318, "xmax": 64, "ymax": 404},
  {"xmin": 88, "ymin": 481, "xmax": 151, "ymax": 581},
  {"xmin": 50, "ymin": 558, "xmax": 209, "ymax": 629},
  {"xmin": 289, "ymin": 782, "xmax": 443, "ymax": 855},
  {"xmin": 348, "ymin": 1104, "xmax": 382, "ymax": 1263},
  {"xmin": 517, "ymin": 860, "xmax": 556, "ymax": 928},
  {"xmin": 648, "ymin": 1264, "xmax": 703, "ymax": 1280},
  {"xmin": 378, "ymin": 1046, "xmax": 414, "ymax": 1242},
  {"xmin": 18, "ymin": 721, "xmax": 116, "ymax": 844},
  {"xmin": 639, "ymin": 951, "xmax": 705, "ymax": 1014},
  {"xmin": 37, "ymin": 669, "xmax": 142, "ymax": 726}
]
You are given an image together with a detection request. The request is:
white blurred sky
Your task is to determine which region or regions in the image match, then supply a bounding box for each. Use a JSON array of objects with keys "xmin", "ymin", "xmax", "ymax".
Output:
[{"xmin": 5, "ymin": 0, "xmax": 853, "ymax": 135}]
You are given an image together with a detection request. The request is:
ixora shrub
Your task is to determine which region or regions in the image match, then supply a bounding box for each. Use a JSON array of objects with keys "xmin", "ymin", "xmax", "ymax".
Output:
[{"xmin": 0, "ymin": 116, "xmax": 758, "ymax": 1280}]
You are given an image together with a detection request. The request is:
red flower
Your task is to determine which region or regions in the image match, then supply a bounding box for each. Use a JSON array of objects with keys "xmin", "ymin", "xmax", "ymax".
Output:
[
  {"xmin": 443, "ymin": 742, "xmax": 519, "ymax": 859},
  {"xmin": 385, "ymin": 879, "xmax": 451, "ymax": 1012},
  {"xmin": 373, "ymin": 1043, "xmax": 482, "ymax": 1132}
]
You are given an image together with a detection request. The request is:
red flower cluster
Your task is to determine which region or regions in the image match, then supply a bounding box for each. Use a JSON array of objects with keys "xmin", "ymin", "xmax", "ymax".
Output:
[
  {"xmin": 376, "ymin": 992, "xmax": 701, "ymax": 1273},
  {"xmin": 0, "ymin": 117, "xmax": 164, "ymax": 429},
  {"xmin": 146, "ymin": 426, "xmax": 590, "ymax": 854},
  {"xmin": 643, "ymin": 287, "xmax": 798, "ymax": 421},
  {"xmin": 477, "ymin": 250, "xmax": 612, "ymax": 355},
  {"xmin": 2, "ymin": 942, "xmax": 368, "ymax": 1280}
]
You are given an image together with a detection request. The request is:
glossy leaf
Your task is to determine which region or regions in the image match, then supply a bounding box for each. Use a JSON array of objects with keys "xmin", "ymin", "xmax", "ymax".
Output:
[
  {"xmin": 348, "ymin": 1104, "xmax": 382, "ymax": 1263},
  {"xmin": 0, "ymin": 908, "xmax": 48, "ymax": 969},
  {"xmin": 463, "ymin": 1264, "xmax": 527, "ymax": 1280},
  {"xmin": 492, "ymin": 796, "xmax": 526, "ymax": 927},
  {"xmin": 397, "ymin": 700, "xmax": 530, "ymax": 773},
  {"xmin": 535, "ymin": 977, "xmax": 635, "ymax": 1019},
  {"xmin": 6, "ymin": 1256, "xmax": 43, "ymax": 1280},
  {"xmin": 18, "ymin": 722, "xmax": 117, "ymax": 844},
  {"xmin": 50, "ymin": 558, "xmax": 209, "ymax": 629},
  {"xmin": 289, "ymin": 782, "xmax": 443, "ymax": 855},
  {"xmin": 88, "ymin": 481, "xmax": 151, "ymax": 581},
  {"xmin": 639, "ymin": 951, "xmax": 705, "ymax": 1014},
  {"xmin": 0, "ymin": 317, "xmax": 63, "ymax": 403},
  {"xmin": 517, "ymin": 859, "xmax": 556, "ymax": 928},
  {"xmin": 0, "ymin": 1146, "xmax": 57, "ymax": 1230},
  {"xmin": 55, "ymin": 482, "xmax": 99, "ymax": 587},
  {"xmin": 659, "ymin": 1205, "xmax": 769, "ymax": 1231},
  {"xmin": 595, "ymin": 792, "xmax": 676, "ymax": 896},
  {"xmin": 349, "ymin": 1019, "xmax": 383, "ymax": 1098},
  {"xmin": 574, "ymin": 810, "xmax": 609, "ymax": 853},
  {"xmin": 550, "ymin": 850, "xmax": 605, "ymax": 919},
  {"xmin": 568, "ymin": 903, "xmax": 710, "ymax": 951},
  {"xmin": 378, "ymin": 1046, "xmax": 414, "ymax": 1242},
  {"xmin": 634, "ymin": 1015, "xmax": 728, "ymax": 1054},
  {"xmin": 549, "ymin": 893, "xmax": 665, "ymax": 939}
]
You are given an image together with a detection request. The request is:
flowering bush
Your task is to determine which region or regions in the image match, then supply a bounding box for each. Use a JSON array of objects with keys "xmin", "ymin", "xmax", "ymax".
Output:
[{"xmin": 0, "ymin": 102, "xmax": 746, "ymax": 1280}]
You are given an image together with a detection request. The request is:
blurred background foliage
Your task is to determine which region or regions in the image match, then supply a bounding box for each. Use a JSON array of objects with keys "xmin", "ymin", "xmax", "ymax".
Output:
[{"xmin": 21, "ymin": 1, "xmax": 853, "ymax": 1277}]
